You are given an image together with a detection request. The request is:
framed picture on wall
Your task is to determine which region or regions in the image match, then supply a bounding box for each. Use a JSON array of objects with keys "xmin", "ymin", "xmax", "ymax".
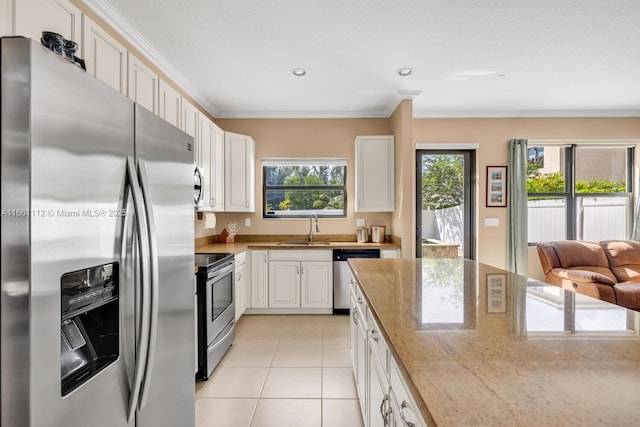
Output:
[
  {"xmin": 486, "ymin": 273, "xmax": 507, "ymax": 313},
  {"xmin": 486, "ymin": 166, "xmax": 507, "ymax": 207}
]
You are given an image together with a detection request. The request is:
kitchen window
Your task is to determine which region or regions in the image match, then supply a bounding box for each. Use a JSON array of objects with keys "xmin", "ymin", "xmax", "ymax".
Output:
[
  {"xmin": 527, "ymin": 144, "xmax": 634, "ymax": 243},
  {"xmin": 262, "ymin": 158, "xmax": 347, "ymax": 218}
]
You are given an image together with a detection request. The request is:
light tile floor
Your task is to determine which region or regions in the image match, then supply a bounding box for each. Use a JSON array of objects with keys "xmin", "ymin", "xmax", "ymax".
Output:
[{"xmin": 195, "ymin": 314, "xmax": 364, "ymax": 427}]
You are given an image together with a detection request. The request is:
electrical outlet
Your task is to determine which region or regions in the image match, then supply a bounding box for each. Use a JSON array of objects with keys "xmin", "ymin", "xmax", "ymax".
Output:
[
  {"xmin": 245, "ymin": 218, "xmax": 251, "ymax": 227},
  {"xmin": 356, "ymin": 218, "xmax": 365, "ymax": 227}
]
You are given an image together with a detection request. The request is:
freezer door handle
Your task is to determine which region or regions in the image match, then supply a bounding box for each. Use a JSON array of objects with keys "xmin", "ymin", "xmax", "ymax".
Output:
[
  {"xmin": 126, "ymin": 156, "xmax": 152, "ymax": 422},
  {"xmin": 137, "ymin": 158, "xmax": 160, "ymax": 410}
]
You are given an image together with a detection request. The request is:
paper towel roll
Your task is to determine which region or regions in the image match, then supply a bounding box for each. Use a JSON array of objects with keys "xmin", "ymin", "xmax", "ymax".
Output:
[{"xmin": 202, "ymin": 212, "xmax": 217, "ymax": 229}]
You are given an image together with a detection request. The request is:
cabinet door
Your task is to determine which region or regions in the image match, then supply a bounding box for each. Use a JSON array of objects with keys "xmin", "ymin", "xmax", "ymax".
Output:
[
  {"xmin": 235, "ymin": 261, "xmax": 247, "ymax": 321},
  {"xmin": 210, "ymin": 123, "xmax": 225, "ymax": 211},
  {"xmin": 268, "ymin": 261, "xmax": 300, "ymax": 308},
  {"xmin": 197, "ymin": 114, "xmax": 213, "ymax": 210},
  {"xmin": 301, "ymin": 261, "xmax": 332, "ymax": 308},
  {"xmin": 158, "ymin": 79, "xmax": 181, "ymax": 128},
  {"xmin": 224, "ymin": 132, "xmax": 255, "ymax": 212},
  {"xmin": 128, "ymin": 53, "xmax": 158, "ymax": 114},
  {"xmin": 368, "ymin": 348, "xmax": 390, "ymax": 427},
  {"xmin": 14, "ymin": 0, "xmax": 81, "ymax": 45},
  {"xmin": 82, "ymin": 14, "xmax": 127, "ymax": 95},
  {"xmin": 181, "ymin": 98, "xmax": 199, "ymax": 139},
  {"xmin": 1, "ymin": 0, "xmax": 12, "ymax": 36},
  {"xmin": 355, "ymin": 308, "xmax": 368, "ymax": 421},
  {"xmin": 250, "ymin": 250, "xmax": 268, "ymax": 308},
  {"xmin": 355, "ymin": 135, "xmax": 395, "ymax": 212}
]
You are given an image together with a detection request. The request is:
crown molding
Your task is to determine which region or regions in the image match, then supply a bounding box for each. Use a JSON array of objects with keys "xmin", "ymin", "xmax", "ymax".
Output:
[
  {"xmin": 214, "ymin": 110, "xmax": 393, "ymax": 119},
  {"xmin": 412, "ymin": 109, "xmax": 640, "ymax": 119},
  {"xmin": 81, "ymin": 0, "xmax": 219, "ymax": 117}
]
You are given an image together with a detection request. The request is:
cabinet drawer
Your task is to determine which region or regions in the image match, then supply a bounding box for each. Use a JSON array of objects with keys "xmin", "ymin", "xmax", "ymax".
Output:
[
  {"xmin": 235, "ymin": 251, "xmax": 247, "ymax": 265},
  {"xmin": 269, "ymin": 249, "xmax": 332, "ymax": 261},
  {"xmin": 390, "ymin": 358, "xmax": 427, "ymax": 427},
  {"xmin": 366, "ymin": 309, "xmax": 388, "ymax": 372}
]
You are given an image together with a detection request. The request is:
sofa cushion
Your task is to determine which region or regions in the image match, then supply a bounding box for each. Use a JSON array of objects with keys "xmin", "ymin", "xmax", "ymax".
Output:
[
  {"xmin": 550, "ymin": 240, "xmax": 611, "ymax": 269},
  {"xmin": 600, "ymin": 240, "xmax": 640, "ymax": 282},
  {"xmin": 551, "ymin": 267, "xmax": 616, "ymax": 285},
  {"xmin": 612, "ymin": 282, "xmax": 640, "ymax": 311}
]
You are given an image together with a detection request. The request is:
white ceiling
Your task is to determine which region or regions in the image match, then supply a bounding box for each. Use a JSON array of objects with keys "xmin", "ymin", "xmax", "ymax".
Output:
[{"xmin": 89, "ymin": 0, "xmax": 640, "ymax": 119}]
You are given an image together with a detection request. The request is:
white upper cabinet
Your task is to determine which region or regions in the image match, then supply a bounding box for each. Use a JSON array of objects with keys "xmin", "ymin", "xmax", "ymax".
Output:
[
  {"xmin": 1, "ymin": 0, "xmax": 12, "ymax": 36},
  {"xmin": 181, "ymin": 98, "xmax": 199, "ymax": 139},
  {"xmin": 82, "ymin": 14, "xmax": 127, "ymax": 95},
  {"xmin": 355, "ymin": 135, "xmax": 395, "ymax": 212},
  {"xmin": 158, "ymin": 79, "xmax": 181, "ymax": 128},
  {"xmin": 127, "ymin": 53, "xmax": 158, "ymax": 114},
  {"xmin": 210, "ymin": 123, "xmax": 225, "ymax": 211},
  {"xmin": 196, "ymin": 115, "xmax": 225, "ymax": 211},
  {"xmin": 224, "ymin": 132, "xmax": 255, "ymax": 212},
  {"xmin": 12, "ymin": 0, "xmax": 81, "ymax": 45}
]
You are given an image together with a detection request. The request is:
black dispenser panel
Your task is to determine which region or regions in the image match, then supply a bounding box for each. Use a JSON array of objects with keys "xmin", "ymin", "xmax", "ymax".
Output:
[{"xmin": 60, "ymin": 263, "xmax": 119, "ymax": 396}]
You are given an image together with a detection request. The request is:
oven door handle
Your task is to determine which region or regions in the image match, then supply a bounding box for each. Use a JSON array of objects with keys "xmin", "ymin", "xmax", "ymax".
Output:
[{"xmin": 208, "ymin": 263, "xmax": 235, "ymax": 280}]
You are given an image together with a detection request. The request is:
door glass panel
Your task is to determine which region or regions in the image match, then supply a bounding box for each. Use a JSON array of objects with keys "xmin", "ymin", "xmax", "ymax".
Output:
[{"xmin": 419, "ymin": 154, "xmax": 464, "ymax": 258}]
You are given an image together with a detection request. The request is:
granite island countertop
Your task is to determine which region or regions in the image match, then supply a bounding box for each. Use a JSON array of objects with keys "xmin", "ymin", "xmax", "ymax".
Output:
[{"xmin": 348, "ymin": 257, "xmax": 640, "ymax": 427}]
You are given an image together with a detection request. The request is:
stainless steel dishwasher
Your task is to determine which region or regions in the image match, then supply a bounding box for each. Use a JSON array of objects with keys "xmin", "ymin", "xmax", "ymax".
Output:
[{"xmin": 333, "ymin": 249, "xmax": 380, "ymax": 314}]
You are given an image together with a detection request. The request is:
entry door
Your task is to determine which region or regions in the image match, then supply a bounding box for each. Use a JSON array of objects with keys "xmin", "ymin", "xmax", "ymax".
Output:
[{"xmin": 416, "ymin": 150, "xmax": 475, "ymax": 259}]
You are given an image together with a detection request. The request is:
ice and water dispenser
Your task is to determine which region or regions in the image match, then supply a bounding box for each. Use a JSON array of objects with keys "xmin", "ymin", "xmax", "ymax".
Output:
[{"xmin": 60, "ymin": 263, "xmax": 119, "ymax": 396}]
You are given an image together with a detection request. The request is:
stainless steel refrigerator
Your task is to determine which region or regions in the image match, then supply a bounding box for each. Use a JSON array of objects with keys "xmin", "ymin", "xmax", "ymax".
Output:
[{"xmin": 1, "ymin": 37, "xmax": 195, "ymax": 427}]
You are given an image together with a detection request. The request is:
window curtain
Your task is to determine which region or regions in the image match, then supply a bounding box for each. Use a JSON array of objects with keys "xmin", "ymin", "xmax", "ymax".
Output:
[{"xmin": 507, "ymin": 139, "xmax": 528, "ymax": 275}]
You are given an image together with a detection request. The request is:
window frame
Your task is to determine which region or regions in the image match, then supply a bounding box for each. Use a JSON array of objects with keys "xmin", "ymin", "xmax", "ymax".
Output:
[
  {"xmin": 262, "ymin": 159, "xmax": 348, "ymax": 219},
  {"xmin": 527, "ymin": 144, "xmax": 634, "ymax": 244}
]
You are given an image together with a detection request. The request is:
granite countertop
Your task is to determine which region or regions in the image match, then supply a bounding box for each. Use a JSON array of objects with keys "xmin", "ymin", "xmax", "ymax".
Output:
[
  {"xmin": 348, "ymin": 257, "xmax": 640, "ymax": 427},
  {"xmin": 195, "ymin": 241, "xmax": 400, "ymax": 254}
]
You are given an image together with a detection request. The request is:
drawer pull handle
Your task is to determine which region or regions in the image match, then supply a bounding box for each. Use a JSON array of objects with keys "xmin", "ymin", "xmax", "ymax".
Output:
[
  {"xmin": 369, "ymin": 329, "xmax": 379, "ymax": 342},
  {"xmin": 379, "ymin": 394, "xmax": 390, "ymax": 426},
  {"xmin": 400, "ymin": 400, "xmax": 417, "ymax": 427},
  {"xmin": 352, "ymin": 308, "xmax": 359, "ymax": 325},
  {"xmin": 356, "ymin": 297, "xmax": 364, "ymax": 305}
]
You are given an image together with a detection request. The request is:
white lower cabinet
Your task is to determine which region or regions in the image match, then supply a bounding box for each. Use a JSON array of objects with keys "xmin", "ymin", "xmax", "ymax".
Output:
[
  {"xmin": 369, "ymin": 344, "xmax": 390, "ymax": 427},
  {"xmin": 389, "ymin": 358, "xmax": 427, "ymax": 427},
  {"xmin": 350, "ymin": 279, "xmax": 428, "ymax": 427},
  {"xmin": 234, "ymin": 251, "xmax": 247, "ymax": 320},
  {"xmin": 250, "ymin": 250, "xmax": 269, "ymax": 308},
  {"xmin": 269, "ymin": 261, "xmax": 300, "ymax": 308},
  {"xmin": 266, "ymin": 250, "xmax": 332, "ymax": 310}
]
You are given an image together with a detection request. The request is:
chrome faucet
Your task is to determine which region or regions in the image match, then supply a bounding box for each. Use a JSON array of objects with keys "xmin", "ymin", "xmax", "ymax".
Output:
[{"xmin": 309, "ymin": 213, "xmax": 319, "ymax": 242}]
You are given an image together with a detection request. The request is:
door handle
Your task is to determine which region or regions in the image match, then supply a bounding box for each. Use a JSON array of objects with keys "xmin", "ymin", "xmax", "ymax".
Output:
[
  {"xmin": 137, "ymin": 158, "xmax": 159, "ymax": 410},
  {"xmin": 125, "ymin": 156, "xmax": 151, "ymax": 422}
]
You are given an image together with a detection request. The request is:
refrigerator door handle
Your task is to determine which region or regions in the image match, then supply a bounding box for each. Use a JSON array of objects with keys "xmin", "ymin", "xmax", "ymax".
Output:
[
  {"xmin": 137, "ymin": 158, "xmax": 160, "ymax": 410},
  {"xmin": 125, "ymin": 156, "xmax": 152, "ymax": 423}
]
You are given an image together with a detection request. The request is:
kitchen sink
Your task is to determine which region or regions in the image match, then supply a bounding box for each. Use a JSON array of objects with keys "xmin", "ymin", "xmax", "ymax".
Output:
[{"xmin": 277, "ymin": 241, "xmax": 332, "ymax": 246}]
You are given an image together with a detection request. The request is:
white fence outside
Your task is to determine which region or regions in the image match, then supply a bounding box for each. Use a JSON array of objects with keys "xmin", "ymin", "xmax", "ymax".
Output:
[{"xmin": 528, "ymin": 197, "xmax": 629, "ymax": 242}]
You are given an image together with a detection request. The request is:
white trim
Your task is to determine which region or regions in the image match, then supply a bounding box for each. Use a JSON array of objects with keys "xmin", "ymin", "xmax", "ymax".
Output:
[
  {"xmin": 82, "ymin": 0, "xmax": 219, "ymax": 117},
  {"xmin": 413, "ymin": 110, "xmax": 640, "ymax": 119},
  {"xmin": 416, "ymin": 142, "xmax": 479, "ymax": 150},
  {"xmin": 262, "ymin": 158, "xmax": 347, "ymax": 167},
  {"xmin": 527, "ymin": 139, "xmax": 640, "ymax": 147},
  {"xmin": 215, "ymin": 110, "xmax": 393, "ymax": 119}
]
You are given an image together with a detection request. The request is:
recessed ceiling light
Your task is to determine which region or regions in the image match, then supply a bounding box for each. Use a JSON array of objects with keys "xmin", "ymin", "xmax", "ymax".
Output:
[
  {"xmin": 291, "ymin": 68, "xmax": 307, "ymax": 77},
  {"xmin": 397, "ymin": 68, "xmax": 413, "ymax": 77}
]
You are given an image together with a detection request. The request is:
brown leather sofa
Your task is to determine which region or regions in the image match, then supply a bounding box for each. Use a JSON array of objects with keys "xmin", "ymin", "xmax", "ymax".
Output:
[{"xmin": 537, "ymin": 240, "xmax": 640, "ymax": 311}]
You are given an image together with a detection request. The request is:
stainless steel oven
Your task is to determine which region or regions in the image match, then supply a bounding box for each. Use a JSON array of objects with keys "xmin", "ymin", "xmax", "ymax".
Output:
[{"xmin": 195, "ymin": 253, "xmax": 235, "ymax": 379}]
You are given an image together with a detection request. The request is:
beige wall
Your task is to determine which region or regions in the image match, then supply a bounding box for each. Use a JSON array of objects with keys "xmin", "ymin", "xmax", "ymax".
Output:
[
  {"xmin": 412, "ymin": 117, "xmax": 640, "ymax": 270},
  {"xmin": 389, "ymin": 100, "xmax": 415, "ymax": 258},
  {"xmin": 211, "ymin": 118, "xmax": 394, "ymax": 237}
]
